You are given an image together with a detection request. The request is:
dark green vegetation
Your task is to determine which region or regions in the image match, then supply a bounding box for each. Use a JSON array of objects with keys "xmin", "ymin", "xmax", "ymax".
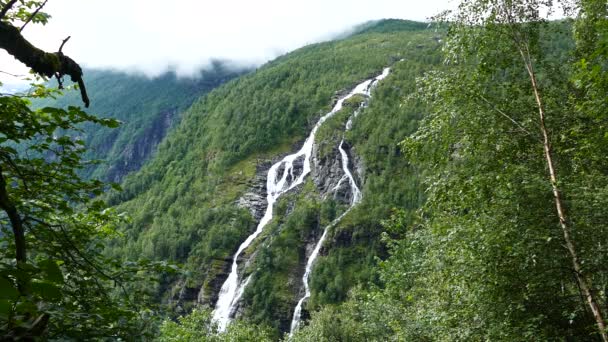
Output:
[
  {"xmin": 0, "ymin": 1, "xmax": 178, "ymax": 338},
  {"xmin": 33, "ymin": 64, "xmax": 246, "ymax": 182},
  {"xmin": 3, "ymin": 0, "xmax": 607, "ymax": 338},
  {"xmin": 291, "ymin": 1, "xmax": 608, "ymax": 341},
  {"xmin": 106, "ymin": 19, "xmax": 442, "ymax": 337}
]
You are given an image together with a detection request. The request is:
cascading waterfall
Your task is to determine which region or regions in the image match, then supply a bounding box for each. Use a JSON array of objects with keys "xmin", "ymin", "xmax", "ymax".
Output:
[
  {"xmin": 289, "ymin": 67, "xmax": 391, "ymax": 335},
  {"xmin": 288, "ymin": 140, "xmax": 360, "ymax": 335},
  {"xmin": 212, "ymin": 67, "xmax": 391, "ymax": 332}
]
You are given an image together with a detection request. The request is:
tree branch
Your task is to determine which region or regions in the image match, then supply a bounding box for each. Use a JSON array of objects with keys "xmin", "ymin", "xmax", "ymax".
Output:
[
  {"xmin": 0, "ymin": 165, "xmax": 26, "ymax": 264},
  {"xmin": 19, "ymin": 0, "xmax": 48, "ymax": 32},
  {"xmin": 0, "ymin": 21, "xmax": 90, "ymax": 107},
  {"xmin": 0, "ymin": 0, "xmax": 18, "ymax": 20},
  {"xmin": 58, "ymin": 36, "xmax": 70, "ymax": 53}
]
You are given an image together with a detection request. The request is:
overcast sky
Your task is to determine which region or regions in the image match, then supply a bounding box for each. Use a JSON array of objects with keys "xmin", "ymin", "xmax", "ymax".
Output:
[{"xmin": 1, "ymin": 0, "xmax": 452, "ymax": 84}]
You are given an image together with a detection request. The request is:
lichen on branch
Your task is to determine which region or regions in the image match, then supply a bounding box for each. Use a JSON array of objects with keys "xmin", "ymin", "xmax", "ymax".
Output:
[{"xmin": 0, "ymin": 21, "xmax": 90, "ymax": 107}]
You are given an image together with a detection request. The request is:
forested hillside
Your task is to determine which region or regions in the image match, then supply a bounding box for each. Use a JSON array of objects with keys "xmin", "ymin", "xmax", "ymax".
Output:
[
  {"xmin": 291, "ymin": 10, "xmax": 608, "ymax": 342},
  {"xmin": 33, "ymin": 63, "xmax": 246, "ymax": 182},
  {"xmin": 2, "ymin": 0, "xmax": 607, "ymax": 339},
  {"xmin": 105, "ymin": 19, "xmax": 442, "ymax": 337}
]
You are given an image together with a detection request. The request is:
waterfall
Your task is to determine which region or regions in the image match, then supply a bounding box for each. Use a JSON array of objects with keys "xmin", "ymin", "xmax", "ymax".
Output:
[
  {"xmin": 212, "ymin": 67, "xmax": 391, "ymax": 332},
  {"xmin": 288, "ymin": 140, "xmax": 360, "ymax": 335},
  {"xmin": 289, "ymin": 67, "xmax": 391, "ymax": 335}
]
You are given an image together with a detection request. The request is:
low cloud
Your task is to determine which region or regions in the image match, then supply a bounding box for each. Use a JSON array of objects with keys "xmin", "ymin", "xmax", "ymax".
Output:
[{"xmin": 1, "ymin": 0, "xmax": 448, "ymax": 82}]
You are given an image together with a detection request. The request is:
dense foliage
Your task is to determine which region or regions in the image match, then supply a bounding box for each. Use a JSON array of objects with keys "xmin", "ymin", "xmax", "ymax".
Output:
[
  {"xmin": 0, "ymin": 2, "xmax": 181, "ymax": 339},
  {"xmin": 159, "ymin": 308, "xmax": 273, "ymax": 341},
  {"xmin": 104, "ymin": 21, "xmax": 443, "ymax": 333},
  {"xmin": 293, "ymin": 2, "xmax": 608, "ymax": 341}
]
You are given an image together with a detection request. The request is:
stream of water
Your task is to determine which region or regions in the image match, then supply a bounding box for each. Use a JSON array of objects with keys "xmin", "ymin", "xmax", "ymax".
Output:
[
  {"xmin": 289, "ymin": 67, "xmax": 391, "ymax": 335},
  {"xmin": 212, "ymin": 67, "xmax": 391, "ymax": 332}
]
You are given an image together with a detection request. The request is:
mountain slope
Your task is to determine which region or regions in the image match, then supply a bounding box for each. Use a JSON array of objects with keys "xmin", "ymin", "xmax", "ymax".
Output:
[
  {"xmin": 33, "ymin": 62, "xmax": 246, "ymax": 182},
  {"xmin": 106, "ymin": 19, "xmax": 442, "ymax": 336}
]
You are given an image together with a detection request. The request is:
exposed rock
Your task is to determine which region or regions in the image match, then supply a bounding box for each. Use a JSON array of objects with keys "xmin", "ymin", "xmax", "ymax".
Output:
[
  {"xmin": 353, "ymin": 150, "xmax": 365, "ymax": 187},
  {"xmin": 198, "ymin": 256, "xmax": 233, "ymax": 307},
  {"xmin": 167, "ymin": 279, "xmax": 203, "ymax": 315},
  {"xmin": 290, "ymin": 155, "xmax": 305, "ymax": 183},
  {"xmin": 105, "ymin": 107, "xmax": 178, "ymax": 182},
  {"xmin": 311, "ymin": 137, "xmax": 365, "ymax": 205},
  {"xmin": 311, "ymin": 143, "xmax": 350, "ymax": 203},
  {"xmin": 235, "ymin": 162, "xmax": 269, "ymax": 221},
  {"xmin": 235, "ymin": 139, "xmax": 306, "ymax": 222}
]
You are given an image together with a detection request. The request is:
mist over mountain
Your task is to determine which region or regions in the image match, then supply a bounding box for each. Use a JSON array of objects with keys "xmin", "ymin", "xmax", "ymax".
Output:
[{"xmin": 33, "ymin": 61, "xmax": 249, "ymax": 182}]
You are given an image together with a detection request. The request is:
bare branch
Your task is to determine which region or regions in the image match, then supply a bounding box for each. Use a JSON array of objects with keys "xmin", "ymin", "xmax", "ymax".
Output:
[
  {"xmin": 0, "ymin": 70, "xmax": 24, "ymax": 77},
  {"xmin": 476, "ymin": 93, "xmax": 538, "ymax": 138},
  {"xmin": 58, "ymin": 35, "xmax": 70, "ymax": 53}
]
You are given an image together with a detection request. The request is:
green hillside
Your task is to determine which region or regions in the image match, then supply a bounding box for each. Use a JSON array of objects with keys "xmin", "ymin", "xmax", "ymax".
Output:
[
  {"xmin": 33, "ymin": 62, "xmax": 246, "ymax": 182},
  {"xmin": 106, "ymin": 20, "xmax": 442, "ymax": 336}
]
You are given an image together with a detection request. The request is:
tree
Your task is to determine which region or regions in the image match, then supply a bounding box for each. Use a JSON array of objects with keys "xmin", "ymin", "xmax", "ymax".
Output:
[
  {"xmin": 0, "ymin": 1, "xmax": 174, "ymax": 339},
  {"xmin": 400, "ymin": 0, "xmax": 608, "ymax": 339},
  {"xmin": 158, "ymin": 308, "xmax": 273, "ymax": 342},
  {"xmin": 0, "ymin": 0, "xmax": 89, "ymax": 107}
]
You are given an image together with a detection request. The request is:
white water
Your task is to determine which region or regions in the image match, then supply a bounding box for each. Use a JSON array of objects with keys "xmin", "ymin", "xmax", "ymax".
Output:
[
  {"xmin": 289, "ymin": 67, "xmax": 391, "ymax": 335},
  {"xmin": 289, "ymin": 141, "xmax": 360, "ymax": 335},
  {"xmin": 212, "ymin": 67, "xmax": 391, "ymax": 332}
]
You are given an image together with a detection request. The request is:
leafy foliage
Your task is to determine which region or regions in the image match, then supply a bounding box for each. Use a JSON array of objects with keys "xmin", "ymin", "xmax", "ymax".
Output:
[
  {"xmin": 0, "ymin": 1, "xmax": 180, "ymax": 339},
  {"xmin": 295, "ymin": 5, "xmax": 608, "ymax": 342},
  {"xmin": 159, "ymin": 308, "xmax": 273, "ymax": 341}
]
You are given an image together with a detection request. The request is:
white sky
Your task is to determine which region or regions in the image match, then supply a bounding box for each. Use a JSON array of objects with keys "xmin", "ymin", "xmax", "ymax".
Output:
[{"xmin": 1, "ymin": 0, "xmax": 451, "ymax": 84}]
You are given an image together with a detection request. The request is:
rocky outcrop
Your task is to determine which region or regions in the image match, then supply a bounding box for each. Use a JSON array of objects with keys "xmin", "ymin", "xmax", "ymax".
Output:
[
  {"xmin": 353, "ymin": 149, "xmax": 365, "ymax": 188},
  {"xmin": 311, "ymin": 139, "xmax": 361, "ymax": 205},
  {"xmin": 235, "ymin": 162, "xmax": 269, "ymax": 221},
  {"xmin": 105, "ymin": 107, "xmax": 177, "ymax": 183},
  {"xmin": 197, "ymin": 258, "xmax": 233, "ymax": 307}
]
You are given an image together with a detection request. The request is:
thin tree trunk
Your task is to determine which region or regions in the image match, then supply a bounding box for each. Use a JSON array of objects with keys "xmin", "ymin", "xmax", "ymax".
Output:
[
  {"xmin": 0, "ymin": 165, "xmax": 26, "ymax": 265},
  {"xmin": 520, "ymin": 50, "xmax": 608, "ymax": 342}
]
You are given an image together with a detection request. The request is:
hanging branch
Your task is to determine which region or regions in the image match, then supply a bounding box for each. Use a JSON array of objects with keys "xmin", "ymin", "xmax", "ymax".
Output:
[{"xmin": 0, "ymin": 21, "xmax": 90, "ymax": 107}]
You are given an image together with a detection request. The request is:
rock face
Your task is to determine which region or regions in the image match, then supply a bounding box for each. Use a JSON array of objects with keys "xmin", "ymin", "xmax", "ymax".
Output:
[
  {"xmin": 104, "ymin": 107, "xmax": 177, "ymax": 183},
  {"xmin": 353, "ymin": 149, "xmax": 365, "ymax": 189},
  {"xmin": 235, "ymin": 162, "xmax": 269, "ymax": 221},
  {"xmin": 166, "ymin": 279, "xmax": 204, "ymax": 316},
  {"xmin": 311, "ymin": 140, "xmax": 360, "ymax": 204},
  {"xmin": 197, "ymin": 257, "xmax": 233, "ymax": 307}
]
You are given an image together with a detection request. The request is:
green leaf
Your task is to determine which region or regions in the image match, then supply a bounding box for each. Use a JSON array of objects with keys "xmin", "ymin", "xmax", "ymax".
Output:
[
  {"xmin": 39, "ymin": 259, "xmax": 63, "ymax": 284},
  {"xmin": 31, "ymin": 281, "xmax": 62, "ymax": 301},
  {"xmin": 0, "ymin": 299, "xmax": 11, "ymax": 319},
  {"xmin": 0, "ymin": 277, "xmax": 19, "ymax": 300}
]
